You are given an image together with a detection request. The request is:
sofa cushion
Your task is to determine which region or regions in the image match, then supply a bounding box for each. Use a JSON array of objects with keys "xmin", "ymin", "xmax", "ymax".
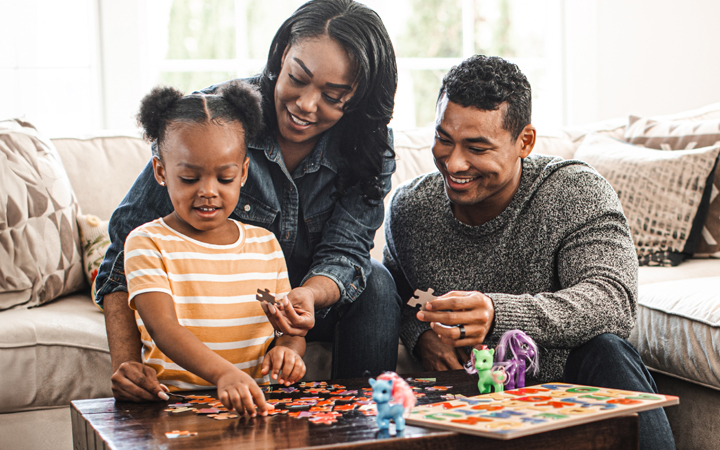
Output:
[
  {"xmin": 76, "ymin": 214, "xmax": 110, "ymax": 287},
  {"xmin": 0, "ymin": 119, "xmax": 86, "ymax": 310},
  {"xmin": 52, "ymin": 133, "xmax": 150, "ymax": 221},
  {"xmin": 625, "ymin": 115, "xmax": 720, "ymax": 257},
  {"xmin": 575, "ymin": 133, "xmax": 720, "ymax": 266},
  {"xmin": 630, "ymin": 277, "xmax": 720, "ymax": 391},
  {"xmin": 0, "ymin": 294, "xmax": 111, "ymax": 413}
]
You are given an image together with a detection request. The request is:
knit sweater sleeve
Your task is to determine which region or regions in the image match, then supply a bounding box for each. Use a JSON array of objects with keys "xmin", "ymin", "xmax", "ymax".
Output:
[
  {"xmin": 382, "ymin": 185, "xmax": 432, "ymax": 357},
  {"xmin": 488, "ymin": 165, "xmax": 638, "ymax": 350}
]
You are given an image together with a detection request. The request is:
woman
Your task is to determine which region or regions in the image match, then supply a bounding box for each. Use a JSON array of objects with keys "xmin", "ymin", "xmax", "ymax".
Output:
[{"xmin": 96, "ymin": 0, "xmax": 401, "ymax": 402}]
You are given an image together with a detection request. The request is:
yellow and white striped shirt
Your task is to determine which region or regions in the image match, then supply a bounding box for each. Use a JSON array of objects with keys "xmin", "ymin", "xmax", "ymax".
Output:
[{"xmin": 125, "ymin": 218, "xmax": 290, "ymax": 391}]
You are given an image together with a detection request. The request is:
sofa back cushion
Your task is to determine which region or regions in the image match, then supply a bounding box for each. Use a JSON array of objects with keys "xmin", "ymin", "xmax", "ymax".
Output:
[
  {"xmin": 0, "ymin": 119, "xmax": 86, "ymax": 309},
  {"xmin": 625, "ymin": 114, "xmax": 720, "ymax": 257},
  {"xmin": 576, "ymin": 133, "xmax": 720, "ymax": 266},
  {"xmin": 52, "ymin": 134, "xmax": 151, "ymax": 221}
]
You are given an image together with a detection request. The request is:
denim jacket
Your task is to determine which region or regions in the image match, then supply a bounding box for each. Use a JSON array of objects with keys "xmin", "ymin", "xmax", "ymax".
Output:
[{"xmin": 94, "ymin": 112, "xmax": 395, "ymax": 317}]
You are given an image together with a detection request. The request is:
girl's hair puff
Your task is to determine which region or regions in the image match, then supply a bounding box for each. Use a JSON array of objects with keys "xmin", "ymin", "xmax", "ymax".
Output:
[
  {"xmin": 137, "ymin": 83, "xmax": 263, "ymax": 159},
  {"xmin": 376, "ymin": 372, "xmax": 416, "ymax": 410}
]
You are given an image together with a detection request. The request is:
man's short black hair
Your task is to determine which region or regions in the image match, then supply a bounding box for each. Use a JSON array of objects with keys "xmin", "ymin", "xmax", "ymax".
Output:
[{"xmin": 438, "ymin": 55, "xmax": 531, "ymax": 140}]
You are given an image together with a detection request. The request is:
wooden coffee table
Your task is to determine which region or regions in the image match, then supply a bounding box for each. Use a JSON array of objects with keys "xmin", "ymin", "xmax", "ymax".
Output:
[{"xmin": 71, "ymin": 370, "xmax": 638, "ymax": 449}]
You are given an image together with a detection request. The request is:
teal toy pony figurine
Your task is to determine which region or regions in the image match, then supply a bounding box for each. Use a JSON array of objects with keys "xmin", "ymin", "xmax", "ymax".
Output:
[
  {"xmin": 464, "ymin": 346, "xmax": 506, "ymax": 394},
  {"xmin": 369, "ymin": 372, "xmax": 416, "ymax": 431}
]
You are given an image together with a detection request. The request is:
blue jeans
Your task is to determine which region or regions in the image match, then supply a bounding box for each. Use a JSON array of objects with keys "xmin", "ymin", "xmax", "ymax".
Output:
[
  {"xmin": 306, "ymin": 258, "xmax": 402, "ymax": 379},
  {"xmin": 564, "ymin": 334, "xmax": 675, "ymax": 450}
]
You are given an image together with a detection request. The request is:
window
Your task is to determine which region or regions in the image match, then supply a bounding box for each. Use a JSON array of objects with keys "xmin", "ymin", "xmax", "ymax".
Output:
[
  {"xmin": 150, "ymin": 0, "xmax": 563, "ymax": 130},
  {"xmin": 1, "ymin": 0, "xmax": 101, "ymax": 137}
]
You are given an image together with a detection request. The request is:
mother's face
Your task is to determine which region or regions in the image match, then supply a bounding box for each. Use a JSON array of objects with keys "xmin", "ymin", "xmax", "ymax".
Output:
[{"xmin": 274, "ymin": 35, "xmax": 357, "ymax": 149}]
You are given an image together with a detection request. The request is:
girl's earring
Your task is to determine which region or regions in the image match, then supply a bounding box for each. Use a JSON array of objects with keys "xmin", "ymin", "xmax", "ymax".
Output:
[{"xmin": 160, "ymin": 182, "xmax": 165, "ymax": 186}]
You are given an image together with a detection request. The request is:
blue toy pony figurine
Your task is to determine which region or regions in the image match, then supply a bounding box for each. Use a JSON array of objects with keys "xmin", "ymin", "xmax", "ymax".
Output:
[
  {"xmin": 494, "ymin": 329, "xmax": 539, "ymax": 390},
  {"xmin": 464, "ymin": 346, "xmax": 506, "ymax": 394},
  {"xmin": 369, "ymin": 372, "xmax": 416, "ymax": 431}
]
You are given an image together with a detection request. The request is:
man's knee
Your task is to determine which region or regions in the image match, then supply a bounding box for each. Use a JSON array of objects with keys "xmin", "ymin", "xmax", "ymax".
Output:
[
  {"xmin": 565, "ymin": 333, "xmax": 654, "ymax": 392},
  {"xmin": 362, "ymin": 259, "xmax": 402, "ymax": 309}
]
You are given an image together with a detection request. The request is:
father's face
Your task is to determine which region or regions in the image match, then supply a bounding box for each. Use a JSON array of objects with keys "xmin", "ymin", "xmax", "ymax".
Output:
[{"xmin": 432, "ymin": 94, "xmax": 534, "ymax": 226}]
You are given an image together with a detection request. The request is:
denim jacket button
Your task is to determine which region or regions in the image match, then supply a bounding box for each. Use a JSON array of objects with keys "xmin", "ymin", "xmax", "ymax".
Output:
[{"xmin": 244, "ymin": 204, "xmax": 251, "ymax": 212}]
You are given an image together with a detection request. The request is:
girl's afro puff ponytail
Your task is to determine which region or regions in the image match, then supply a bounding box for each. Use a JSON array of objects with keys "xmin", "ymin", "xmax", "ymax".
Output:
[
  {"xmin": 137, "ymin": 86, "xmax": 184, "ymax": 144},
  {"xmin": 220, "ymin": 83, "xmax": 263, "ymax": 145}
]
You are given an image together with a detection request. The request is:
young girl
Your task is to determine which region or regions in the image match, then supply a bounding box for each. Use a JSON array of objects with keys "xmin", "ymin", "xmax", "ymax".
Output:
[{"xmin": 124, "ymin": 84, "xmax": 305, "ymax": 417}]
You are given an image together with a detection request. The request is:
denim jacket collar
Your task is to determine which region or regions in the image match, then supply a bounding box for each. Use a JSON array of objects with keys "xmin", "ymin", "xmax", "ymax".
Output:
[{"xmin": 252, "ymin": 131, "xmax": 338, "ymax": 178}]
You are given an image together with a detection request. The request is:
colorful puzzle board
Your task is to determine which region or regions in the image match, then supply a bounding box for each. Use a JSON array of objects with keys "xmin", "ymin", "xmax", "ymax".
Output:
[{"xmin": 406, "ymin": 382, "xmax": 678, "ymax": 440}]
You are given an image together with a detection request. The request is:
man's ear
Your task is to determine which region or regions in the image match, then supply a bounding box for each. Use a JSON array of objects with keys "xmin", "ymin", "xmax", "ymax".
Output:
[
  {"xmin": 152, "ymin": 155, "xmax": 167, "ymax": 186},
  {"xmin": 518, "ymin": 124, "xmax": 536, "ymax": 158}
]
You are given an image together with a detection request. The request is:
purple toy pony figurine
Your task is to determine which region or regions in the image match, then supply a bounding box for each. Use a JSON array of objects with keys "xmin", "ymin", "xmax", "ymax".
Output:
[{"xmin": 494, "ymin": 329, "xmax": 539, "ymax": 390}]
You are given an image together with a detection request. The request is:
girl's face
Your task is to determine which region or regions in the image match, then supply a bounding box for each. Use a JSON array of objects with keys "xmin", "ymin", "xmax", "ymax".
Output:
[
  {"xmin": 152, "ymin": 121, "xmax": 249, "ymax": 244},
  {"xmin": 274, "ymin": 35, "xmax": 357, "ymax": 151}
]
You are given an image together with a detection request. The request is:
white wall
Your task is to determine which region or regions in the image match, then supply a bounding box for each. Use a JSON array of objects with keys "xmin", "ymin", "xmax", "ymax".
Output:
[{"xmin": 564, "ymin": 0, "xmax": 720, "ymax": 125}]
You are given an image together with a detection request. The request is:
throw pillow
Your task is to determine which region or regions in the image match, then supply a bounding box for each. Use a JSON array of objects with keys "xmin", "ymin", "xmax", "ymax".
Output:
[
  {"xmin": 77, "ymin": 214, "xmax": 110, "ymax": 286},
  {"xmin": 625, "ymin": 116, "xmax": 720, "ymax": 256},
  {"xmin": 0, "ymin": 119, "xmax": 86, "ymax": 310},
  {"xmin": 575, "ymin": 133, "xmax": 720, "ymax": 266}
]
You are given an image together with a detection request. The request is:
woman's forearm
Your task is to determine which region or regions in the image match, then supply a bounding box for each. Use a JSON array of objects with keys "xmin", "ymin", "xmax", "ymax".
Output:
[
  {"xmin": 103, "ymin": 291, "xmax": 143, "ymax": 371},
  {"xmin": 302, "ymin": 275, "xmax": 340, "ymax": 309}
]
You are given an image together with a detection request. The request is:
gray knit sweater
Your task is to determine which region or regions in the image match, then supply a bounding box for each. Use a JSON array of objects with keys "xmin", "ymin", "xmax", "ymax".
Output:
[{"xmin": 383, "ymin": 154, "xmax": 638, "ymax": 383}]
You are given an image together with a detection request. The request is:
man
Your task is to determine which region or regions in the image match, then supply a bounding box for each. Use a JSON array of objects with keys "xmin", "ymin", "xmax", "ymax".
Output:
[{"xmin": 383, "ymin": 55, "xmax": 674, "ymax": 450}]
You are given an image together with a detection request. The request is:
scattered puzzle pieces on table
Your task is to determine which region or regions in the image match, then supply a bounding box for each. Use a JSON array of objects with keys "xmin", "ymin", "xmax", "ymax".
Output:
[
  {"xmin": 407, "ymin": 288, "xmax": 436, "ymax": 309},
  {"xmin": 256, "ymin": 288, "xmax": 277, "ymax": 304},
  {"xmin": 165, "ymin": 430, "xmax": 198, "ymax": 439},
  {"xmin": 161, "ymin": 377, "xmax": 482, "ymax": 428}
]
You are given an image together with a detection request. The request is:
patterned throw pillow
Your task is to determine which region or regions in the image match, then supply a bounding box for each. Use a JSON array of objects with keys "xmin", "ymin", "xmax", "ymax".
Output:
[
  {"xmin": 625, "ymin": 116, "xmax": 720, "ymax": 256},
  {"xmin": 0, "ymin": 119, "xmax": 86, "ymax": 309},
  {"xmin": 76, "ymin": 214, "xmax": 111, "ymax": 286},
  {"xmin": 575, "ymin": 133, "xmax": 720, "ymax": 266}
]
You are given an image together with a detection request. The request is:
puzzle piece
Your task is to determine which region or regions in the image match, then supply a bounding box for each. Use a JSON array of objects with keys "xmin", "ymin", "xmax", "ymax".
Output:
[
  {"xmin": 407, "ymin": 288, "xmax": 436, "ymax": 309},
  {"xmin": 208, "ymin": 413, "xmax": 239, "ymax": 420},
  {"xmin": 165, "ymin": 406, "xmax": 194, "ymax": 413},
  {"xmin": 256, "ymin": 288, "xmax": 276, "ymax": 304},
  {"xmin": 165, "ymin": 430, "xmax": 198, "ymax": 439}
]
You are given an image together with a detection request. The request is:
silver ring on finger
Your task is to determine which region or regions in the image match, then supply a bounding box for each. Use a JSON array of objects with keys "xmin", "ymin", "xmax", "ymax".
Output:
[
  {"xmin": 275, "ymin": 329, "xmax": 284, "ymax": 337},
  {"xmin": 458, "ymin": 324, "xmax": 466, "ymax": 340}
]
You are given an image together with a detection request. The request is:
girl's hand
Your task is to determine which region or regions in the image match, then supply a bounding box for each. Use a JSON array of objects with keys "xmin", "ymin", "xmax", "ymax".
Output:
[
  {"xmin": 261, "ymin": 346, "xmax": 306, "ymax": 386},
  {"xmin": 261, "ymin": 287, "xmax": 315, "ymax": 336},
  {"xmin": 416, "ymin": 290, "xmax": 495, "ymax": 348},
  {"xmin": 216, "ymin": 369, "xmax": 268, "ymax": 417}
]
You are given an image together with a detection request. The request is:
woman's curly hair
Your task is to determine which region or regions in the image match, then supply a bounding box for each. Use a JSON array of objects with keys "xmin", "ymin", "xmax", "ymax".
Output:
[
  {"xmin": 137, "ymin": 82, "xmax": 263, "ymax": 158},
  {"xmin": 438, "ymin": 55, "xmax": 531, "ymax": 140}
]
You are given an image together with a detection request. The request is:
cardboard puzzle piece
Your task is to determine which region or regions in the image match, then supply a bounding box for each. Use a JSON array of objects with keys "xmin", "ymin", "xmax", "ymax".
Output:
[
  {"xmin": 256, "ymin": 288, "xmax": 276, "ymax": 305},
  {"xmin": 165, "ymin": 430, "xmax": 198, "ymax": 439},
  {"xmin": 407, "ymin": 288, "xmax": 436, "ymax": 309}
]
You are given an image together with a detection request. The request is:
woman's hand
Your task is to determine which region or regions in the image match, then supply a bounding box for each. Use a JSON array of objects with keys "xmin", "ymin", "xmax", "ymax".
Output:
[
  {"xmin": 110, "ymin": 361, "xmax": 168, "ymax": 402},
  {"xmin": 416, "ymin": 290, "xmax": 495, "ymax": 348},
  {"xmin": 216, "ymin": 369, "xmax": 268, "ymax": 417},
  {"xmin": 261, "ymin": 287, "xmax": 315, "ymax": 336},
  {"xmin": 261, "ymin": 345, "xmax": 307, "ymax": 386}
]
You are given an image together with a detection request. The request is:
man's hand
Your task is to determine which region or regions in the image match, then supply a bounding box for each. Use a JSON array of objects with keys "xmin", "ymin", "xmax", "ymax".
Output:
[
  {"xmin": 416, "ymin": 331, "xmax": 469, "ymax": 371},
  {"xmin": 261, "ymin": 287, "xmax": 315, "ymax": 336},
  {"xmin": 416, "ymin": 290, "xmax": 495, "ymax": 348},
  {"xmin": 110, "ymin": 361, "xmax": 167, "ymax": 402}
]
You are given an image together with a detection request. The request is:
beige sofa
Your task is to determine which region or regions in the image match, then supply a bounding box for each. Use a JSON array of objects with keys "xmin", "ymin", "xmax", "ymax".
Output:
[{"xmin": 2, "ymin": 105, "xmax": 719, "ymax": 450}]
